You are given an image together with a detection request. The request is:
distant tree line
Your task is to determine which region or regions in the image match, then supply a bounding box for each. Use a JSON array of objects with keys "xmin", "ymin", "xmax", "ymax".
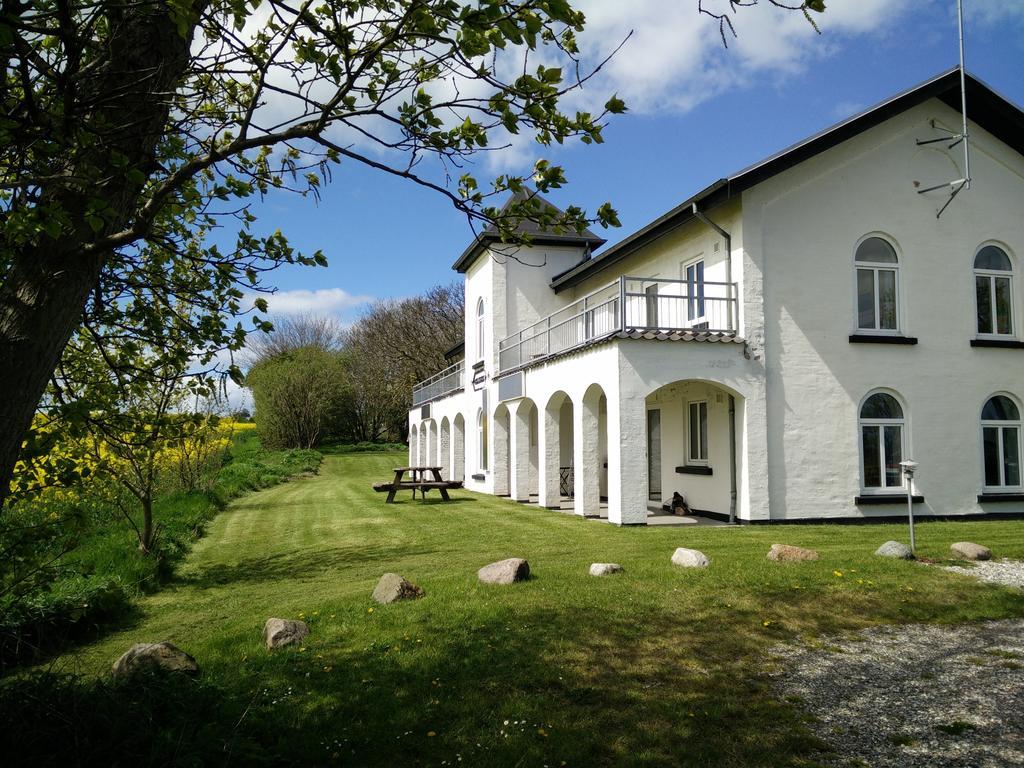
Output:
[{"xmin": 246, "ymin": 283, "xmax": 463, "ymax": 448}]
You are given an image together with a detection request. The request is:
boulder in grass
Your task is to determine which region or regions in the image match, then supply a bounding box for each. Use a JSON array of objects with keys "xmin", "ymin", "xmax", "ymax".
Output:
[
  {"xmin": 951, "ymin": 542, "xmax": 992, "ymax": 561},
  {"xmin": 875, "ymin": 541, "xmax": 914, "ymax": 560},
  {"xmin": 111, "ymin": 642, "xmax": 198, "ymax": 679},
  {"xmin": 671, "ymin": 548, "xmax": 710, "ymax": 568},
  {"xmin": 589, "ymin": 562, "xmax": 624, "ymax": 577},
  {"xmin": 767, "ymin": 544, "xmax": 819, "ymax": 562},
  {"xmin": 372, "ymin": 573, "xmax": 425, "ymax": 604},
  {"xmin": 477, "ymin": 558, "xmax": 530, "ymax": 584},
  {"xmin": 263, "ymin": 618, "xmax": 309, "ymax": 650}
]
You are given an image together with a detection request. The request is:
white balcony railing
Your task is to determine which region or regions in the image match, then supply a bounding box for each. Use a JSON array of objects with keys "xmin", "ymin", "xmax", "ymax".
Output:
[
  {"xmin": 412, "ymin": 361, "xmax": 464, "ymax": 407},
  {"xmin": 497, "ymin": 276, "xmax": 738, "ymax": 374}
]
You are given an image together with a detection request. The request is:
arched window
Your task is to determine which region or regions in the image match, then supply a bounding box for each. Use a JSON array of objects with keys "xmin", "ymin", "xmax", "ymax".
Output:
[
  {"xmin": 982, "ymin": 395, "xmax": 1021, "ymax": 490},
  {"xmin": 855, "ymin": 237, "xmax": 900, "ymax": 332},
  {"xmin": 476, "ymin": 298, "xmax": 486, "ymax": 360},
  {"xmin": 974, "ymin": 245, "xmax": 1014, "ymax": 337},
  {"xmin": 860, "ymin": 391, "xmax": 905, "ymax": 491},
  {"xmin": 477, "ymin": 408, "xmax": 488, "ymax": 471}
]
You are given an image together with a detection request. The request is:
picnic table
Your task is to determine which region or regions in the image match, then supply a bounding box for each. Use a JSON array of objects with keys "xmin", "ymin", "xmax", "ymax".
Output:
[{"xmin": 372, "ymin": 466, "xmax": 463, "ymax": 503}]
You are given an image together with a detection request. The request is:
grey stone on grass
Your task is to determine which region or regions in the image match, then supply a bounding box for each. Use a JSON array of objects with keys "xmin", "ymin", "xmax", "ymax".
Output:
[
  {"xmin": 767, "ymin": 543, "xmax": 819, "ymax": 562},
  {"xmin": 951, "ymin": 542, "xmax": 992, "ymax": 561},
  {"xmin": 263, "ymin": 618, "xmax": 309, "ymax": 650},
  {"xmin": 876, "ymin": 541, "xmax": 915, "ymax": 560},
  {"xmin": 589, "ymin": 562, "xmax": 624, "ymax": 576},
  {"xmin": 372, "ymin": 573, "xmax": 425, "ymax": 604},
  {"xmin": 477, "ymin": 558, "xmax": 530, "ymax": 584},
  {"xmin": 671, "ymin": 548, "xmax": 710, "ymax": 568},
  {"xmin": 112, "ymin": 641, "xmax": 198, "ymax": 678}
]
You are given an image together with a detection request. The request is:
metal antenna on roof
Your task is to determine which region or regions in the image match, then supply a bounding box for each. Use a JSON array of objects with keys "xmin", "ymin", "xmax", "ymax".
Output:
[{"xmin": 914, "ymin": 0, "xmax": 971, "ymax": 218}]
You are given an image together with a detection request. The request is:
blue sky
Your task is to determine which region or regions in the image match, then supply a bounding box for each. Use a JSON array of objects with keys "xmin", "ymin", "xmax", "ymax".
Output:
[{"xmin": 228, "ymin": 1, "xmax": 1024, "ymax": 323}]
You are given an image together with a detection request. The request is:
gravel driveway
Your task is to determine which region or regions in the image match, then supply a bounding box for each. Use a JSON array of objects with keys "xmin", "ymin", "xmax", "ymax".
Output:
[{"xmin": 771, "ymin": 619, "xmax": 1024, "ymax": 767}]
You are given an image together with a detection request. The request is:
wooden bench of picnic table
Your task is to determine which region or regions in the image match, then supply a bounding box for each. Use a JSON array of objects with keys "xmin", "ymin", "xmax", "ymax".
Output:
[{"xmin": 373, "ymin": 466, "xmax": 463, "ymax": 502}]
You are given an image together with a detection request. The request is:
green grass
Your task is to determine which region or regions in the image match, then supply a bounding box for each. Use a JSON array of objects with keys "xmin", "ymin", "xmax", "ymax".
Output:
[
  {"xmin": 0, "ymin": 432, "xmax": 321, "ymax": 668},
  {"xmin": 7, "ymin": 450, "xmax": 1024, "ymax": 767}
]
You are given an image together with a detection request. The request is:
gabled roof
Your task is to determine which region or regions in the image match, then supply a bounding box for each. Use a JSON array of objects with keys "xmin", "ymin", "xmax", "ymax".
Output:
[
  {"xmin": 551, "ymin": 68, "xmax": 1024, "ymax": 292},
  {"xmin": 452, "ymin": 187, "xmax": 607, "ymax": 273}
]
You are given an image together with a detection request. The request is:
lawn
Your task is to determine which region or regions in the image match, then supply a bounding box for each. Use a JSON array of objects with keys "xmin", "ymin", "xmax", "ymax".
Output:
[{"xmin": 11, "ymin": 450, "xmax": 1024, "ymax": 767}]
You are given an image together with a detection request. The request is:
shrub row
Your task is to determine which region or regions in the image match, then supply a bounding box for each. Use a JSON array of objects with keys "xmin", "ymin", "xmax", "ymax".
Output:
[{"xmin": 0, "ymin": 436, "xmax": 321, "ymax": 670}]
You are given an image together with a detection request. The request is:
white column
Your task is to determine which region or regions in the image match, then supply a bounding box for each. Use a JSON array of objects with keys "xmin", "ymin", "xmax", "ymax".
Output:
[
  {"xmin": 573, "ymin": 396, "xmax": 601, "ymax": 517},
  {"xmin": 440, "ymin": 422, "xmax": 451, "ymax": 478},
  {"xmin": 492, "ymin": 409, "xmax": 510, "ymax": 495},
  {"xmin": 510, "ymin": 403, "xmax": 532, "ymax": 501},
  {"xmin": 453, "ymin": 418, "xmax": 465, "ymax": 481},
  {"xmin": 538, "ymin": 404, "xmax": 561, "ymax": 508},
  {"xmin": 607, "ymin": 394, "xmax": 648, "ymax": 525}
]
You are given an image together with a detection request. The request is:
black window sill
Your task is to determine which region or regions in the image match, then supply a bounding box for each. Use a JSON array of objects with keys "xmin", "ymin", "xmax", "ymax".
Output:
[
  {"xmin": 978, "ymin": 493, "xmax": 1024, "ymax": 502},
  {"xmin": 472, "ymin": 360, "xmax": 486, "ymax": 371},
  {"xmin": 675, "ymin": 465, "xmax": 713, "ymax": 476},
  {"xmin": 855, "ymin": 494, "xmax": 925, "ymax": 505},
  {"xmin": 849, "ymin": 334, "xmax": 918, "ymax": 345},
  {"xmin": 970, "ymin": 339, "xmax": 1024, "ymax": 349},
  {"xmin": 471, "ymin": 473, "xmax": 485, "ymax": 481}
]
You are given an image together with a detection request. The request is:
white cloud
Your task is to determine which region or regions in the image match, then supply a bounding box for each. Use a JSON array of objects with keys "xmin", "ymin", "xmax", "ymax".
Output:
[
  {"xmin": 971, "ymin": 0, "xmax": 1024, "ymax": 26},
  {"xmin": 467, "ymin": 0, "xmax": 920, "ymax": 171},
  {"xmin": 254, "ymin": 287, "xmax": 374, "ymax": 317}
]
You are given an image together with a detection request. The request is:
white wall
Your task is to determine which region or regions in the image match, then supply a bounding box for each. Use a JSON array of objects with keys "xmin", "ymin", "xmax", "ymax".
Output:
[{"xmin": 746, "ymin": 97, "xmax": 1024, "ymax": 519}]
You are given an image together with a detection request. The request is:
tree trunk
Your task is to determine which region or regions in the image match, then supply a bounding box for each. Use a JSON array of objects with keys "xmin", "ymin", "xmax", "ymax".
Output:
[
  {"xmin": 0, "ymin": 5, "xmax": 198, "ymax": 507},
  {"xmin": 139, "ymin": 496, "xmax": 154, "ymax": 554}
]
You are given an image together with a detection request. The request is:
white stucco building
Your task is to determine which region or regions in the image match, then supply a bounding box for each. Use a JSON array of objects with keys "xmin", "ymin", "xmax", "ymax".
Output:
[{"xmin": 408, "ymin": 69, "xmax": 1024, "ymax": 525}]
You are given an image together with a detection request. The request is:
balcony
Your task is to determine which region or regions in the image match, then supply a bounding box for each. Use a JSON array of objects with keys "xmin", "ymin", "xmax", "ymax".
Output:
[
  {"xmin": 498, "ymin": 276, "xmax": 739, "ymax": 375},
  {"xmin": 412, "ymin": 361, "xmax": 464, "ymax": 407}
]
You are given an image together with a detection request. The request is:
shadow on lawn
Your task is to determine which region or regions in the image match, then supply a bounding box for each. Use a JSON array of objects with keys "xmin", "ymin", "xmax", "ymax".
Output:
[
  {"xmin": 1, "ymin": 602, "xmax": 829, "ymax": 768},
  {"xmin": 179, "ymin": 543, "xmax": 441, "ymax": 588}
]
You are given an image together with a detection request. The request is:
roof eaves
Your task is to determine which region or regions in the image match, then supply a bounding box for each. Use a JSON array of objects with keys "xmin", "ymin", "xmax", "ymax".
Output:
[
  {"xmin": 550, "ymin": 179, "xmax": 729, "ymax": 291},
  {"xmin": 452, "ymin": 231, "xmax": 608, "ymax": 274}
]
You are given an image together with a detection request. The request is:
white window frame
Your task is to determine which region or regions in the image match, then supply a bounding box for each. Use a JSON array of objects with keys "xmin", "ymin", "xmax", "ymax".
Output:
[
  {"xmin": 981, "ymin": 394, "xmax": 1022, "ymax": 492},
  {"xmin": 477, "ymin": 408, "xmax": 488, "ymax": 471},
  {"xmin": 858, "ymin": 390, "xmax": 907, "ymax": 494},
  {"xmin": 974, "ymin": 244, "xmax": 1015, "ymax": 340},
  {"xmin": 644, "ymin": 281, "xmax": 660, "ymax": 329},
  {"xmin": 853, "ymin": 235, "xmax": 902, "ymax": 335},
  {"xmin": 681, "ymin": 257, "xmax": 707, "ymax": 329},
  {"xmin": 475, "ymin": 298, "xmax": 486, "ymax": 361},
  {"xmin": 686, "ymin": 400, "xmax": 709, "ymax": 466}
]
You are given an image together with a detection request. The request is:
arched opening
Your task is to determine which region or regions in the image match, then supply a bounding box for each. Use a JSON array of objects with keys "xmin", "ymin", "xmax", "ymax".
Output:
[
  {"xmin": 540, "ymin": 391, "xmax": 573, "ymax": 509},
  {"xmin": 453, "ymin": 413, "xmax": 466, "ymax": 481},
  {"xmin": 974, "ymin": 244, "xmax": 1015, "ymax": 337},
  {"xmin": 439, "ymin": 417, "xmax": 451, "ymax": 479},
  {"xmin": 644, "ymin": 379, "xmax": 744, "ymax": 522},
  {"xmin": 510, "ymin": 398, "xmax": 538, "ymax": 502},
  {"xmin": 981, "ymin": 393, "xmax": 1021, "ymax": 491},
  {"xmin": 426, "ymin": 420, "xmax": 437, "ymax": 466},
  {"xmin": 859, "ymin": 390, "xmax": 906, "ymax": 492},
  {"xmin": 417, "ymin": 423, "xmax": 426, "ymax": 467}
]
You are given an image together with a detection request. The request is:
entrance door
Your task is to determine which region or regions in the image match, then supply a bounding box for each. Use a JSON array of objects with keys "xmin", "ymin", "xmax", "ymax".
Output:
[
  {"xmin": 647, "ymin": 409, "xmax": 662, "ymax": 500},
  {"xmin": 682, "ymin": 257, "xmax": 706, "ymax": 328}
]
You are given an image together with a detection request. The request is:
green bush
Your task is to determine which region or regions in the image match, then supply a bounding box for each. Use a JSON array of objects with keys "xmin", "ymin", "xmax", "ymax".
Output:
[
  {"xmin": 0, "ymin": 432, "xmax": 320, "ymax": 669},
  {"xmin": 327, "ymin": 441, "xmax": 406, "ymax": 453}
]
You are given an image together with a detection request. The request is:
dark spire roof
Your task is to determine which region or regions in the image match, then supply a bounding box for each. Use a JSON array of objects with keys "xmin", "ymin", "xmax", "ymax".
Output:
[{"xmin": 452, "ymin": 188, "xmax": 607, "ymax": 273}]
